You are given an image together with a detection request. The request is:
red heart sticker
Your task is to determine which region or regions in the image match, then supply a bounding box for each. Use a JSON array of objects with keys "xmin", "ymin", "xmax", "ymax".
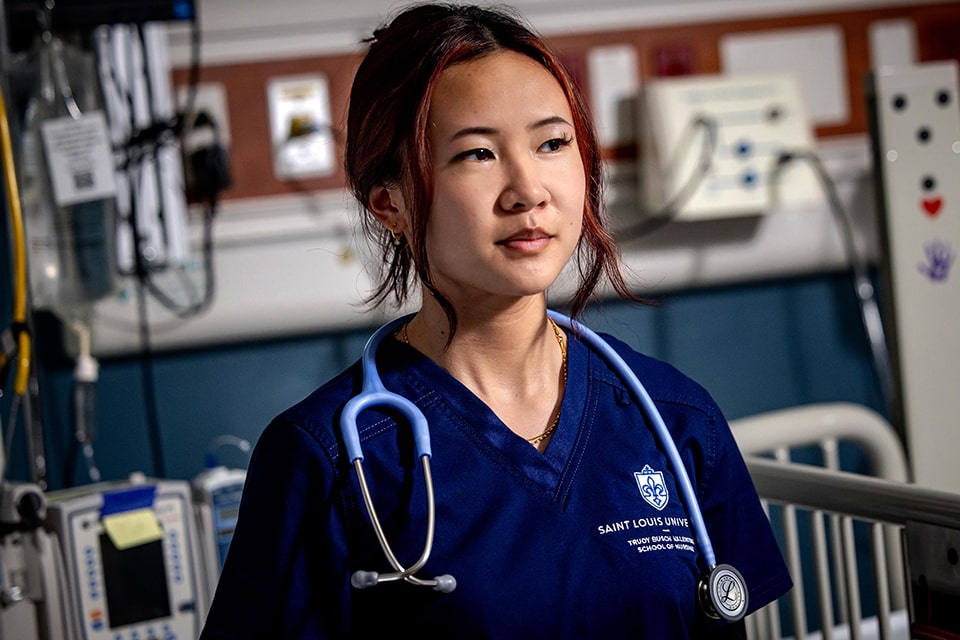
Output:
[{"xmin": 922, "ymin": 197, "xmax": 943, "ymax": 216}]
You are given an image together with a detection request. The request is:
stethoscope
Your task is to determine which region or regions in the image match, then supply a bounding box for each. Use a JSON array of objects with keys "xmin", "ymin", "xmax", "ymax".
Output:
[{"xmin": 339, "ymin": 310, "xmax": 749, "ymax": 622}]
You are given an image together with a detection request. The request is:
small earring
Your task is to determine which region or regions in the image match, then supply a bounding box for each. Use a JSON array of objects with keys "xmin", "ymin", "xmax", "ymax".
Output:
[{"xmin": 391, "ymin": 227, "xmax": 402, "ymax": 247}]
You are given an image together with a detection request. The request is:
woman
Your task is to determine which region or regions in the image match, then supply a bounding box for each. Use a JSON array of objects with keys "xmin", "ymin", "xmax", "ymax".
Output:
[{"xmin": 201, "ymin": 4, "xmax": 791, "ymax": 638}]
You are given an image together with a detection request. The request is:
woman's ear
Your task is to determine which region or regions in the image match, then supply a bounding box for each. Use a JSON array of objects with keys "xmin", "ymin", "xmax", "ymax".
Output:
[{"xmin": 368, "ymin": 185, "xmax": 408, "ymax": 233}]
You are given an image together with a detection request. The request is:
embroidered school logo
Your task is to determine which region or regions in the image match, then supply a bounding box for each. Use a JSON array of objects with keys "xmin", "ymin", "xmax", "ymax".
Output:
[{"xmin": 635, "ymin": 465, "xmax": 669, "ymax": 511}]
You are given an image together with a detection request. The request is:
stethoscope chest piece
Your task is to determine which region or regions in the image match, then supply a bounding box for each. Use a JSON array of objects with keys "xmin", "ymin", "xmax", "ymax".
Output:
[{"xmin": 699, "ymin": 564, "xmax": 748, "ymax": 622}]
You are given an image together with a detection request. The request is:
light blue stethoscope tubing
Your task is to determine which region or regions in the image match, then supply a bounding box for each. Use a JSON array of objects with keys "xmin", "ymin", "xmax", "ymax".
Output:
[
  {"xmin": 340, "ymin": 314, "xmax": 454, "ymax": 592},
  {"xmin": 551, "ymin": 311, "xmax": 746, "ymax": 621},
  {"xmin": 341, "ymin": 311, "xmax": 745, "ymax": 618},
  {"xmin": 341, "ymin": 315, "xmax": 431, "ymax": 464},
  {"xmin": 546, "ymin": 310, "xmax": 717, "ymax": 569}
]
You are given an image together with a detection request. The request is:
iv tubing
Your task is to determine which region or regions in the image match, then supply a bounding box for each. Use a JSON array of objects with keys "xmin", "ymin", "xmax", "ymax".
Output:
[{"xmin": 0, "ymin": 86, "xmax": 32, "ymax": 398}]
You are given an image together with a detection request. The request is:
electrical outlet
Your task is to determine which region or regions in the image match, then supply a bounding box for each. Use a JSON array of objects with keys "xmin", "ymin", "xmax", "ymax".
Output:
[
  {"xmin": 638, "ymin": 73, "xmax": 821, "ymax": 220},
  {"xmin": 866, "ymin": 60, "xmax": 960, "ymax": 491},
  {"xmin": 178, "ymin": 82, "xmax": 232, "ymax": 204},
  {"xmin": 178, "ymin": 82, "xmax": 232, "ymax": 147}
]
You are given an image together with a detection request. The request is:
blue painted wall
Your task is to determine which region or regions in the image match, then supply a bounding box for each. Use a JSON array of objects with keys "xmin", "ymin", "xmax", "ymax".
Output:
[
  {"xmin": 2, "ymin": 170, "xmax": 887, "ymax": 487},
  {"xmin": 1, "ymin": 255, "xmax": 888, "ymax": 489}
]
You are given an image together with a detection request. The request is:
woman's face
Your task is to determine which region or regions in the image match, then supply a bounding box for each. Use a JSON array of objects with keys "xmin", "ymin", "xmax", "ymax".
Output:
[{"xmin": 420, "ymin": 50, "xmax": 585, "ymax": 307}]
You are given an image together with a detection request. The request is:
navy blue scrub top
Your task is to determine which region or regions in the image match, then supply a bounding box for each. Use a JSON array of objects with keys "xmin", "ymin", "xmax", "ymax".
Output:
[{"xmin": 202, "ymin": 330, "xmax": 792, "ymax": 638}]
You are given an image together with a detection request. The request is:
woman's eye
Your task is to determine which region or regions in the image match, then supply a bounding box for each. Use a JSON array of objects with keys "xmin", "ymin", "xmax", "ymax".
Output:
[
  {"xmin": 457, "ymin": 148, "xmax": 496, "ymax": 162},
  {"xmin": 539, "ymin": 137, "xmax": 573, "ymax": 153}
]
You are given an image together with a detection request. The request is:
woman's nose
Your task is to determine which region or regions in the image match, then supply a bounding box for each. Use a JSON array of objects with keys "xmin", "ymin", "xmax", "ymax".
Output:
[{"xmin": 498, "ymin": 158, "xmax": 549, "ymax": 212}]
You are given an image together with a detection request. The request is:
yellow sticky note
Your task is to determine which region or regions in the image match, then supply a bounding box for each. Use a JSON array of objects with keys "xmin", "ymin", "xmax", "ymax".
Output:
[{"xmin": 102, "ymin": 508, "xmax": 163, "ymax": 550}]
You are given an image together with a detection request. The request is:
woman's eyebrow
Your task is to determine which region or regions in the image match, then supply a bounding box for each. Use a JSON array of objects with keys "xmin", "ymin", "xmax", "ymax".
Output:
[
  {"xmin": 450, "ymin": 126, "xmax": 498, "ymax": 141},
  {"xmin": 448, "ymin": 116, "xmax": 572, "ymax": 142},
  {"xmin": 529, "ymin": 115, "xmax": 573, "ymax": 130}
]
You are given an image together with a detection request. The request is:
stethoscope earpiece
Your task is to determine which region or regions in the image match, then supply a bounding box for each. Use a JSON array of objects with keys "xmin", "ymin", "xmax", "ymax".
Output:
[
  {"xmin": 351, "ymin": 570, "xmax": 456, "ymax": 593},
  {"xmin": 432, "ymin": 574, "xmax": 457, "ymax": 593},
  {"xmin": 698, "ymin": 564, "xmax": 748, "ymax": 622},
  {"xmin": 351, "ymin": 570, "xmax": 380, "ymax": 589}
]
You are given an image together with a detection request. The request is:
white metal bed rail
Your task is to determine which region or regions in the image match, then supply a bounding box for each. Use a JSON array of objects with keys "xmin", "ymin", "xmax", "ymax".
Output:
[
  {"xmin": 747, "ymin": 456, "xmax": 960, "ymax": 528},
  {"xmin": 731, "ymin": 403, "xmax": 914, "ymax": 640},
  {"xmin": 732, "ymin": 403, "xmax": 910, "ymax": 482},
  {"xmin": 744, "ymin": 456, "xmax": 960, "ymax": 640}
]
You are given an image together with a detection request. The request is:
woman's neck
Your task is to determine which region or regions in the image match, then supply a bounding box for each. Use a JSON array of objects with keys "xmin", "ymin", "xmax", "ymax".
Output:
[
  {"xmin": 402, "ymin": 292, "xmax": 566, "ymax": 447},
  {"xmin": 405, "ymin": 292, "xmax": 549, "ymax": 365}
]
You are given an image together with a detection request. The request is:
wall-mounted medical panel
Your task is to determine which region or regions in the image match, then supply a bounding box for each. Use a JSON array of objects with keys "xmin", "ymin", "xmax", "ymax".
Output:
[
  {"xmin": 638, "ymin": 73, "xmax": 820, "ymax": 219},
  {"xmin": 867, "ymin": 60, "xmax": 960, "ymax": 492}
]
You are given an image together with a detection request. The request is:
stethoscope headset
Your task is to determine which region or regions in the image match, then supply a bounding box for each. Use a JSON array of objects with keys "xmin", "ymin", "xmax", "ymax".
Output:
[{"xmin": 339, "ymin": 310, "xmax": 749, "ymax": 622}]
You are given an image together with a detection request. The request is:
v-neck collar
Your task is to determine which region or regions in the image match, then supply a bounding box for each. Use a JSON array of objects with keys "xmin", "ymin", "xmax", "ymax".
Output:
[{"xmin": 380, "ymin": 334, "xmax": 594, "ymax": 502}]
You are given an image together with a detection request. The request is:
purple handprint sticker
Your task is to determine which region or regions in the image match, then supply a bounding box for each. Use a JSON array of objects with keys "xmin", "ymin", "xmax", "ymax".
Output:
[{"xmin": 918, "ymin": 239, "xmax": 954, "ymax": 282}]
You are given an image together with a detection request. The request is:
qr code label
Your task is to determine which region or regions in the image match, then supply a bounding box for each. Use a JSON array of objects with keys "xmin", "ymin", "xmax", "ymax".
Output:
[{"xmin": 41, "ymin": 111, "xmax": 117, "ymax": 206}]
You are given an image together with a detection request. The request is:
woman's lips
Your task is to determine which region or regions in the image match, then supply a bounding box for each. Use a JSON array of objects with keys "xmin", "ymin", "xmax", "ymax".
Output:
[{"xmin": 496, "ymin": 231, "xmax": 552, "ymax": 253}]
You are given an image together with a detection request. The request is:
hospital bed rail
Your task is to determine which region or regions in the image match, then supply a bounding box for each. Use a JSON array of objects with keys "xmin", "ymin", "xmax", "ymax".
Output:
[
  {"xmin": 730, "ymin": 403, "xmax": 943, "ymax": 640},
  {"xmin": 744, "ymin": 456, "xmax": 960, "ymax": 640}
]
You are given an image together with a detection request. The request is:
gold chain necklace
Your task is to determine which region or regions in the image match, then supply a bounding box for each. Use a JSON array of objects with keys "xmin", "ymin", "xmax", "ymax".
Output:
[
  {"xmin": 527, "ymin": 317, "xmax": 567, "ymax": 445},
  {"xmin": 395, "ymin": 320, "xmax": 567, "ymax": 445}
]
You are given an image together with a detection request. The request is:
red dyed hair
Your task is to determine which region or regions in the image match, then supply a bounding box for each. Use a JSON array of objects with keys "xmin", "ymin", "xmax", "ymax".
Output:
[{"xmin": 346, "ymin": 3, "xmax": 637, "ymax": 329}]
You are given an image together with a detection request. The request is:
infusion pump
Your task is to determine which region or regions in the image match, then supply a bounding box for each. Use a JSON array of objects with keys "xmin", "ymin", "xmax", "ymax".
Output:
[
  {"xmin": 43, "ymin": 476, "xmax": 206, "ymax": 640},
  {"xmin": 0, "ymin": 470, "xmax": 247, "ymax": 640},
  {"xmin": 192, "ymin": 465, "xmax": 246, "ymax": 601}
]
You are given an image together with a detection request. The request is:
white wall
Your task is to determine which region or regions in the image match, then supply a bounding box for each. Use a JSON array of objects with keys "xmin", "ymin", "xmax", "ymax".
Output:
[
  {"xmin": 89, "ymin": 0, "xmax": 947, "ymax": 355},
  {"xmin": 166, "ymin": 0, "xmax": 944, "ymax": 65}
]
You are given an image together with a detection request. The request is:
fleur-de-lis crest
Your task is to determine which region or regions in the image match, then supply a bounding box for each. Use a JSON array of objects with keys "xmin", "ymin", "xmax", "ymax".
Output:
[{"xmin": 634, "ymin": 465, "xmax": 669, "ymax": 511}]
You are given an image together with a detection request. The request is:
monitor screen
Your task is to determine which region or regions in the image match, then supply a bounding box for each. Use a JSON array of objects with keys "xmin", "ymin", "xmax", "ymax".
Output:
[{"xmin": 99, "ymin": 532, "xmax": 171, "ymax": 628}]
